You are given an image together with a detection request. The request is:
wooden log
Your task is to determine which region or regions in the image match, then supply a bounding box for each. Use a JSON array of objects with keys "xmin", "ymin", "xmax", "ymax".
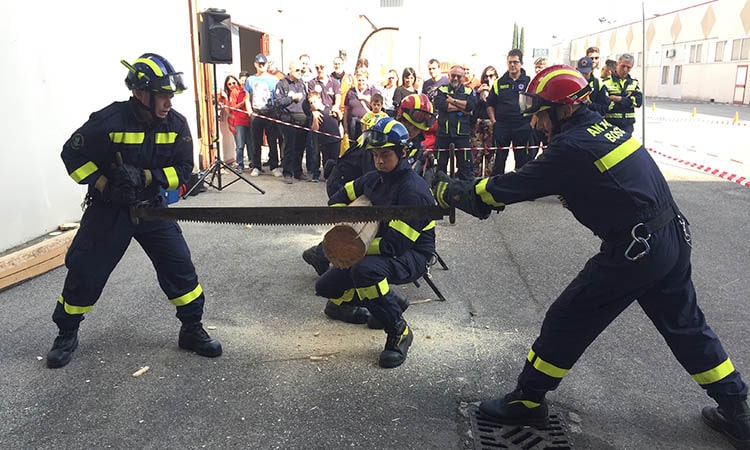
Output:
[
  {"xmin": 322, "ymin": 196, "xmax": 380, "ymax": 269},
  {"xmin": 0, "ymin": 228, "xmax": 77, "ymax": 291}
]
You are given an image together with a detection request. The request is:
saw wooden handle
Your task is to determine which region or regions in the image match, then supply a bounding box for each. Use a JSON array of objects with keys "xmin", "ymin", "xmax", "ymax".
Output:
[{"xmin": 322, "ymin": 196, "xmax": 379, "ymax": 269}]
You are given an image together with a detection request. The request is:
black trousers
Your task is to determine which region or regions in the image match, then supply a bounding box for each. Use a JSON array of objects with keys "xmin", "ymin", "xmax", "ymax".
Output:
[
  {"xmin": 516, "ymin": 218, "xmax": 748, "ymax": 402},
  {"xmin": 53, "ymin": 202, "xmax": 205, "ymax": 330}
]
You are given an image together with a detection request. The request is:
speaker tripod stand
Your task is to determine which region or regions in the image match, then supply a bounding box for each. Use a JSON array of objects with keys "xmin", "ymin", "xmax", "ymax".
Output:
[{"xmin": 184, "ymin": 64, "xmax": 265, "ymax": 197}]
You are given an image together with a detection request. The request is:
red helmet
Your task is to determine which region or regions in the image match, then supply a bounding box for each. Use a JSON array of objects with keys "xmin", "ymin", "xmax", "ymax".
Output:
[
  {"xmin": 396, "ymin": 93, "xmax": 435, "ymax": 131},
  {"xmin": 519, "ymin": 65, "xmax": 591, "ymax": 115}
]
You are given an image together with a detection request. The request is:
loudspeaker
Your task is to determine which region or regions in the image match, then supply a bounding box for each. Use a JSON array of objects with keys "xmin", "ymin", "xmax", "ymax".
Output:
[{"xmin": 199, "ymin": 9, "xmax": 232, "ymax": 64}]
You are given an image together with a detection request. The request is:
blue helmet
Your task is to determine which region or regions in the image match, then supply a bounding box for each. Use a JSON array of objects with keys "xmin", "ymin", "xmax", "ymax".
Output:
[
  {"xmin": 122, "ymin": 53, "xmax": 187, "ymax": 94},
  {"xmin": 362, "ymin": 117, "xmax": 409, "ymax": 151}
]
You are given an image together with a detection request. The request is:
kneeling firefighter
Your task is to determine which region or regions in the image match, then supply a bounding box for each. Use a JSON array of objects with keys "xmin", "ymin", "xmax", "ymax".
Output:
[{"xmin": 314, "ymin": 117, "xmax": 437, "ymax": 368}]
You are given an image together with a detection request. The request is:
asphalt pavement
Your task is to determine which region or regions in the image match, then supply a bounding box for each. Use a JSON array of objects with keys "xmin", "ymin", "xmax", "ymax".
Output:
[{"xmin": 1, "ymin": 102, "xmax": 748, "ymax": 449}]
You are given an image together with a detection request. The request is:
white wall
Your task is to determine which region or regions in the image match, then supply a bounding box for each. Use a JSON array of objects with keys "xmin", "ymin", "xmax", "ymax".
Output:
[{"xmin": 0, "ymin": 0, "xmax": 198, "ymax": 252}]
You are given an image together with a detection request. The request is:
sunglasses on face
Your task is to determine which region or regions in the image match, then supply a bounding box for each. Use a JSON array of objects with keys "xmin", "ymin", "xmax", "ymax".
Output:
[
  {"xmin": 487, "ymin": 73, "xmax": 497, "ymax": 78},
  {"xmin": 316, "ymin": 65, "xmax": 325, "ymax": 70}
]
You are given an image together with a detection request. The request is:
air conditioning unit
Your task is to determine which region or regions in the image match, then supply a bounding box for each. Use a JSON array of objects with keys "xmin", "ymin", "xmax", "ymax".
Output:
[{"xmin": 665, "ymin": 49, "xmax": 676, "ymax": 58}]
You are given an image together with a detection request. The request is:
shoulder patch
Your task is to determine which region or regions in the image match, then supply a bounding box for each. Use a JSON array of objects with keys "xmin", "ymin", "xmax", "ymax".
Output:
[{"xmin": 68, "ymin": 133, "xmax": 84, "ymax": 150}]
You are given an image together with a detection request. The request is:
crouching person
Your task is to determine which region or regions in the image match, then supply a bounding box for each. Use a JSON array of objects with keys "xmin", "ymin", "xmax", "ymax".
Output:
[{"xmin": 315, "ymin": 117, "xmax": 436, "ymax": 368}]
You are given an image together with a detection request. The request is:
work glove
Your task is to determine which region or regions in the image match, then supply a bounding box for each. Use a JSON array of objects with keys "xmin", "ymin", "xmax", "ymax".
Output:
[
  {"xmin": 433, "ymin": 171, "xmax": 492, "ymax": 220},
  {"xmin": 111, "ymin": 163, "xmax": 152, "ymax": 189},
  {"xmin": 100, "ymin": 176, "xmax": 137, "ymax": 206}
]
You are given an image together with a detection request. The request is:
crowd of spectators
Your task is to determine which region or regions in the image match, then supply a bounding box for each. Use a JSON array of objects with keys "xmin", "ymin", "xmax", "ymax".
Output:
[{"xmin": 218, "ymin": 47, "xmax": 634, "ymax": 182}]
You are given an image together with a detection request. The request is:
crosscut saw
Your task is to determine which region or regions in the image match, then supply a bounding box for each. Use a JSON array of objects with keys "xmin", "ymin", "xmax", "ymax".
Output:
[{"xmin": 131, "ymin": 204, "xmax": 450, "ymax": 226}]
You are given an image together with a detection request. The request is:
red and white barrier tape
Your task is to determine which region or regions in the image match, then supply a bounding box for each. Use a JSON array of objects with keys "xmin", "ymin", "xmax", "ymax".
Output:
[
  {"xmin": 647, "ymin": 147, "xmax": 750, "ymax": 188},
  {"xmin": 222, "ymin": 104, "xmax": 545, "ymax": 152},
  {"xmin": 648, "ymin": 115, "xmax": 749, "ymax": 127}
]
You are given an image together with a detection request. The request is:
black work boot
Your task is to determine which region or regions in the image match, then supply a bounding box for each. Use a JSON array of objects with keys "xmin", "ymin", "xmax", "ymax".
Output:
[
  {"xmin": 479, "ymin": 389, "xmax": 550, "ymax": 428},
  {"xmin": 46, "ymin": 329, "xmax": 79, "ymax": 369},
  {"xmin": 367, "ymin": 291, "xmax": 410, "ymax": 329},
  {"xmin": 302, "ymin": 245, "xmax": 329, "ymax": 276},
  {"xmin": 702, "ymin": 398, "xmax": 750, "ymax": 449},
  {"xmin": 178, "ymin": 322, "xmax": 222, "ymax": 357},
  {"xmin": 378, "ymin": 320, "xmax": 413, "ymax": 368},
  {"xmin": 324, "ymin": 300, "xmax": 371, "ymax": 324}
]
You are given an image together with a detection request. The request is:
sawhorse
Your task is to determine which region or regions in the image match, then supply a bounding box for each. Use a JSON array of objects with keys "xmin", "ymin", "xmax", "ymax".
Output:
[{"xmin": 413, "ymin": 251, "xmax": 449, "ymax": 301}]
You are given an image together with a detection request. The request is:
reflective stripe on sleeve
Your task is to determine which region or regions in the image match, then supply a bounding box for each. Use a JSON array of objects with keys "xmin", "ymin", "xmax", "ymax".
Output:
[
  {"xmin": 344, "ymin": 181, "xmax": 357, "ymax": 202},
  {"xmin": 162, "ymin": 166, "xmax": 179, "ymax": 190},
  {"xmin": 70, "ymin": 161, "xmax": 99, "ymax": 183},
  {"xmin": 389, "ymin": 220, "xmax": 420, "ymax": 242},
  {"xmin": 367, "ymin": 237, "xmax": 382, "ymax": 255},
  {"xmin": 594, "ymin": 136, "xmax": 641, "ymax": 173},
  {"xmin": 475, "ymin": 178, "xmax": 505, "ymax": 207},
  {"xmin": 692, "ymin": 358, "xmax": 735, "ymax": 385},
  {"xmin": 170, "ymin": 284, "xmax": 203, "ymax": 307}
]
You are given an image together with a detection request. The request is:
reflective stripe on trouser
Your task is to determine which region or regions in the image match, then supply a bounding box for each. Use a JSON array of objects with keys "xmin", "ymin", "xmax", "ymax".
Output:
[
  {"xmin": 53, "ymin": 202, "xmax": 205, "ymax": 330},
  {"xmin": 517, "ymin": 220, "xmax": 747, "ymax": 400},
  {"xmin": 315, "ymin": 251, "xmax": 427, "ymax": 332}
]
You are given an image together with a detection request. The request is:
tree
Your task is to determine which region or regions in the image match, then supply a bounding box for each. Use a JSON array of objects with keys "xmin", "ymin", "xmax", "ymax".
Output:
[
  {"xmin": 513, "ymin": 23, "xmax": 519, "ymax": 48},
  {"xmin": 520, "ymin": 27, "xmax": 525, "ymax": 54}
]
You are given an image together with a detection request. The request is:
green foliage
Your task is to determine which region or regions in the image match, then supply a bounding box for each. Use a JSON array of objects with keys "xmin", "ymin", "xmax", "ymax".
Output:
[
  {"xmin": 513, "ymin": 23, "xmax": 519, "ymax": 48},
  {"xmin": 520, "ymin": 27, "xmax": 525, "ymax": 54}
]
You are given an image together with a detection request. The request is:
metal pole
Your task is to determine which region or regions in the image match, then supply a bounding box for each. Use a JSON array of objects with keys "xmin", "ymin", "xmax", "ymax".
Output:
[{"xmin": 642, "ymin": 1, "xmax": 646, "ymax": 144}]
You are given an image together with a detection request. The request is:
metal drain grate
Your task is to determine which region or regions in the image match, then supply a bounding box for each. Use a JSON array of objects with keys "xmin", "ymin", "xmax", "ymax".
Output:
[{"xmin": 469, "ymin": 404, "xmax": 574, "ymax": 450}]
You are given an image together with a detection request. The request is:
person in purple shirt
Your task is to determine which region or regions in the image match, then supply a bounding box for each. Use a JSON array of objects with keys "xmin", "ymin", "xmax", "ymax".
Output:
[
  {"xmin": 421, "ymin": 58, "xmax": 449, "ymax": 104},
  {"xmin": 343, "ymin": 69, "xmax": 379, "ymax": 141}
]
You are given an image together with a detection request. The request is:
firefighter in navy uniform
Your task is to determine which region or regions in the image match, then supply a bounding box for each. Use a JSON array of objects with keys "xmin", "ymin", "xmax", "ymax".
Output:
[
  {"xmin": 433, "ymin": 65, "xmax": 477, "ymax": 180},
  {"xmin": 602, "ymin": 53, "xmax": 642, "ymax": 134},
  {"xmin": 314, "ymin": 117, "xmax": 436, "ymax": 368},
  {"xmin": 434, "ymin": 65, "xmax": 749, "ymax": 449},
  {"xmin": 302, "ymin": 94, "xmax": 434, "ymax": 327},
  {"xmin": 47, "ymin": 53, "xmax": 222, "ymax": 369}
]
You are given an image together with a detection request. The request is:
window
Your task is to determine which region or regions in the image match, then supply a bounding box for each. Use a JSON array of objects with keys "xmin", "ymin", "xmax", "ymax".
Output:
[
  {"xmin": 673, "ymin": 65, "xmax": 682, "ymax": 84},
  {"xmin": 637, "ymin": 52, "xmax": 643, "ymax": 67},
  {"xmin": 661, "ymin": 66, "xmax": 670, "ymax": 84},
  {"xmin": 715, "ymin": 41, "xmax": 725, "ymax": 62},
  {"xmin": 731, "ymin": 38, "xmax": 750, "ymax": 60},
  {"xmin": 690, "ymin": 44, "xmax": 703, "ymax": 63}
]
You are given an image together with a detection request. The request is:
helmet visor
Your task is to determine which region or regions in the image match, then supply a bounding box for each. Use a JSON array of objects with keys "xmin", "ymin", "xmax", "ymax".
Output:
[
  {"xmin": 164, "ymin": 72, "xmax": 187, "ymax": 93},
  {"xmin": 362, "ymin": 129, "xmax": 395, "ymax": 149},
  {"xmin": 404, "ymin": 108, "xmax": 435, "ymax": 130},
  {"xmin": 518, "ymin": 92, "xmax": 554, "ymax": 115}
]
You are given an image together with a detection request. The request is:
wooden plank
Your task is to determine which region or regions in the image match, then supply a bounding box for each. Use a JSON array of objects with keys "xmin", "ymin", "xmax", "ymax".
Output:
[{"xmin": 0, "ymin": 230, "xmax": 76, "ymax": 290}]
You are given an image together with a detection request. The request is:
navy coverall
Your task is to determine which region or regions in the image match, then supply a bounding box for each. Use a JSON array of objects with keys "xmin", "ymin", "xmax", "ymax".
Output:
[
  {"xmin": 475, "ymin": 106, "xmax": 747, "ymax": 403},
  {"xmin": 486, "ymin": 69, "xmax": 538, "ymax": 174},
  {"xmin": 433, "ymin": 84, "xmax": 478, "ymax": 180},
  {"xmin": 315, "ymin": 159, "xmax": 436, "ymax": 333},
  {"xmin": 55, "ymin": 98, "xmax": 205, "ymax": 330}
]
